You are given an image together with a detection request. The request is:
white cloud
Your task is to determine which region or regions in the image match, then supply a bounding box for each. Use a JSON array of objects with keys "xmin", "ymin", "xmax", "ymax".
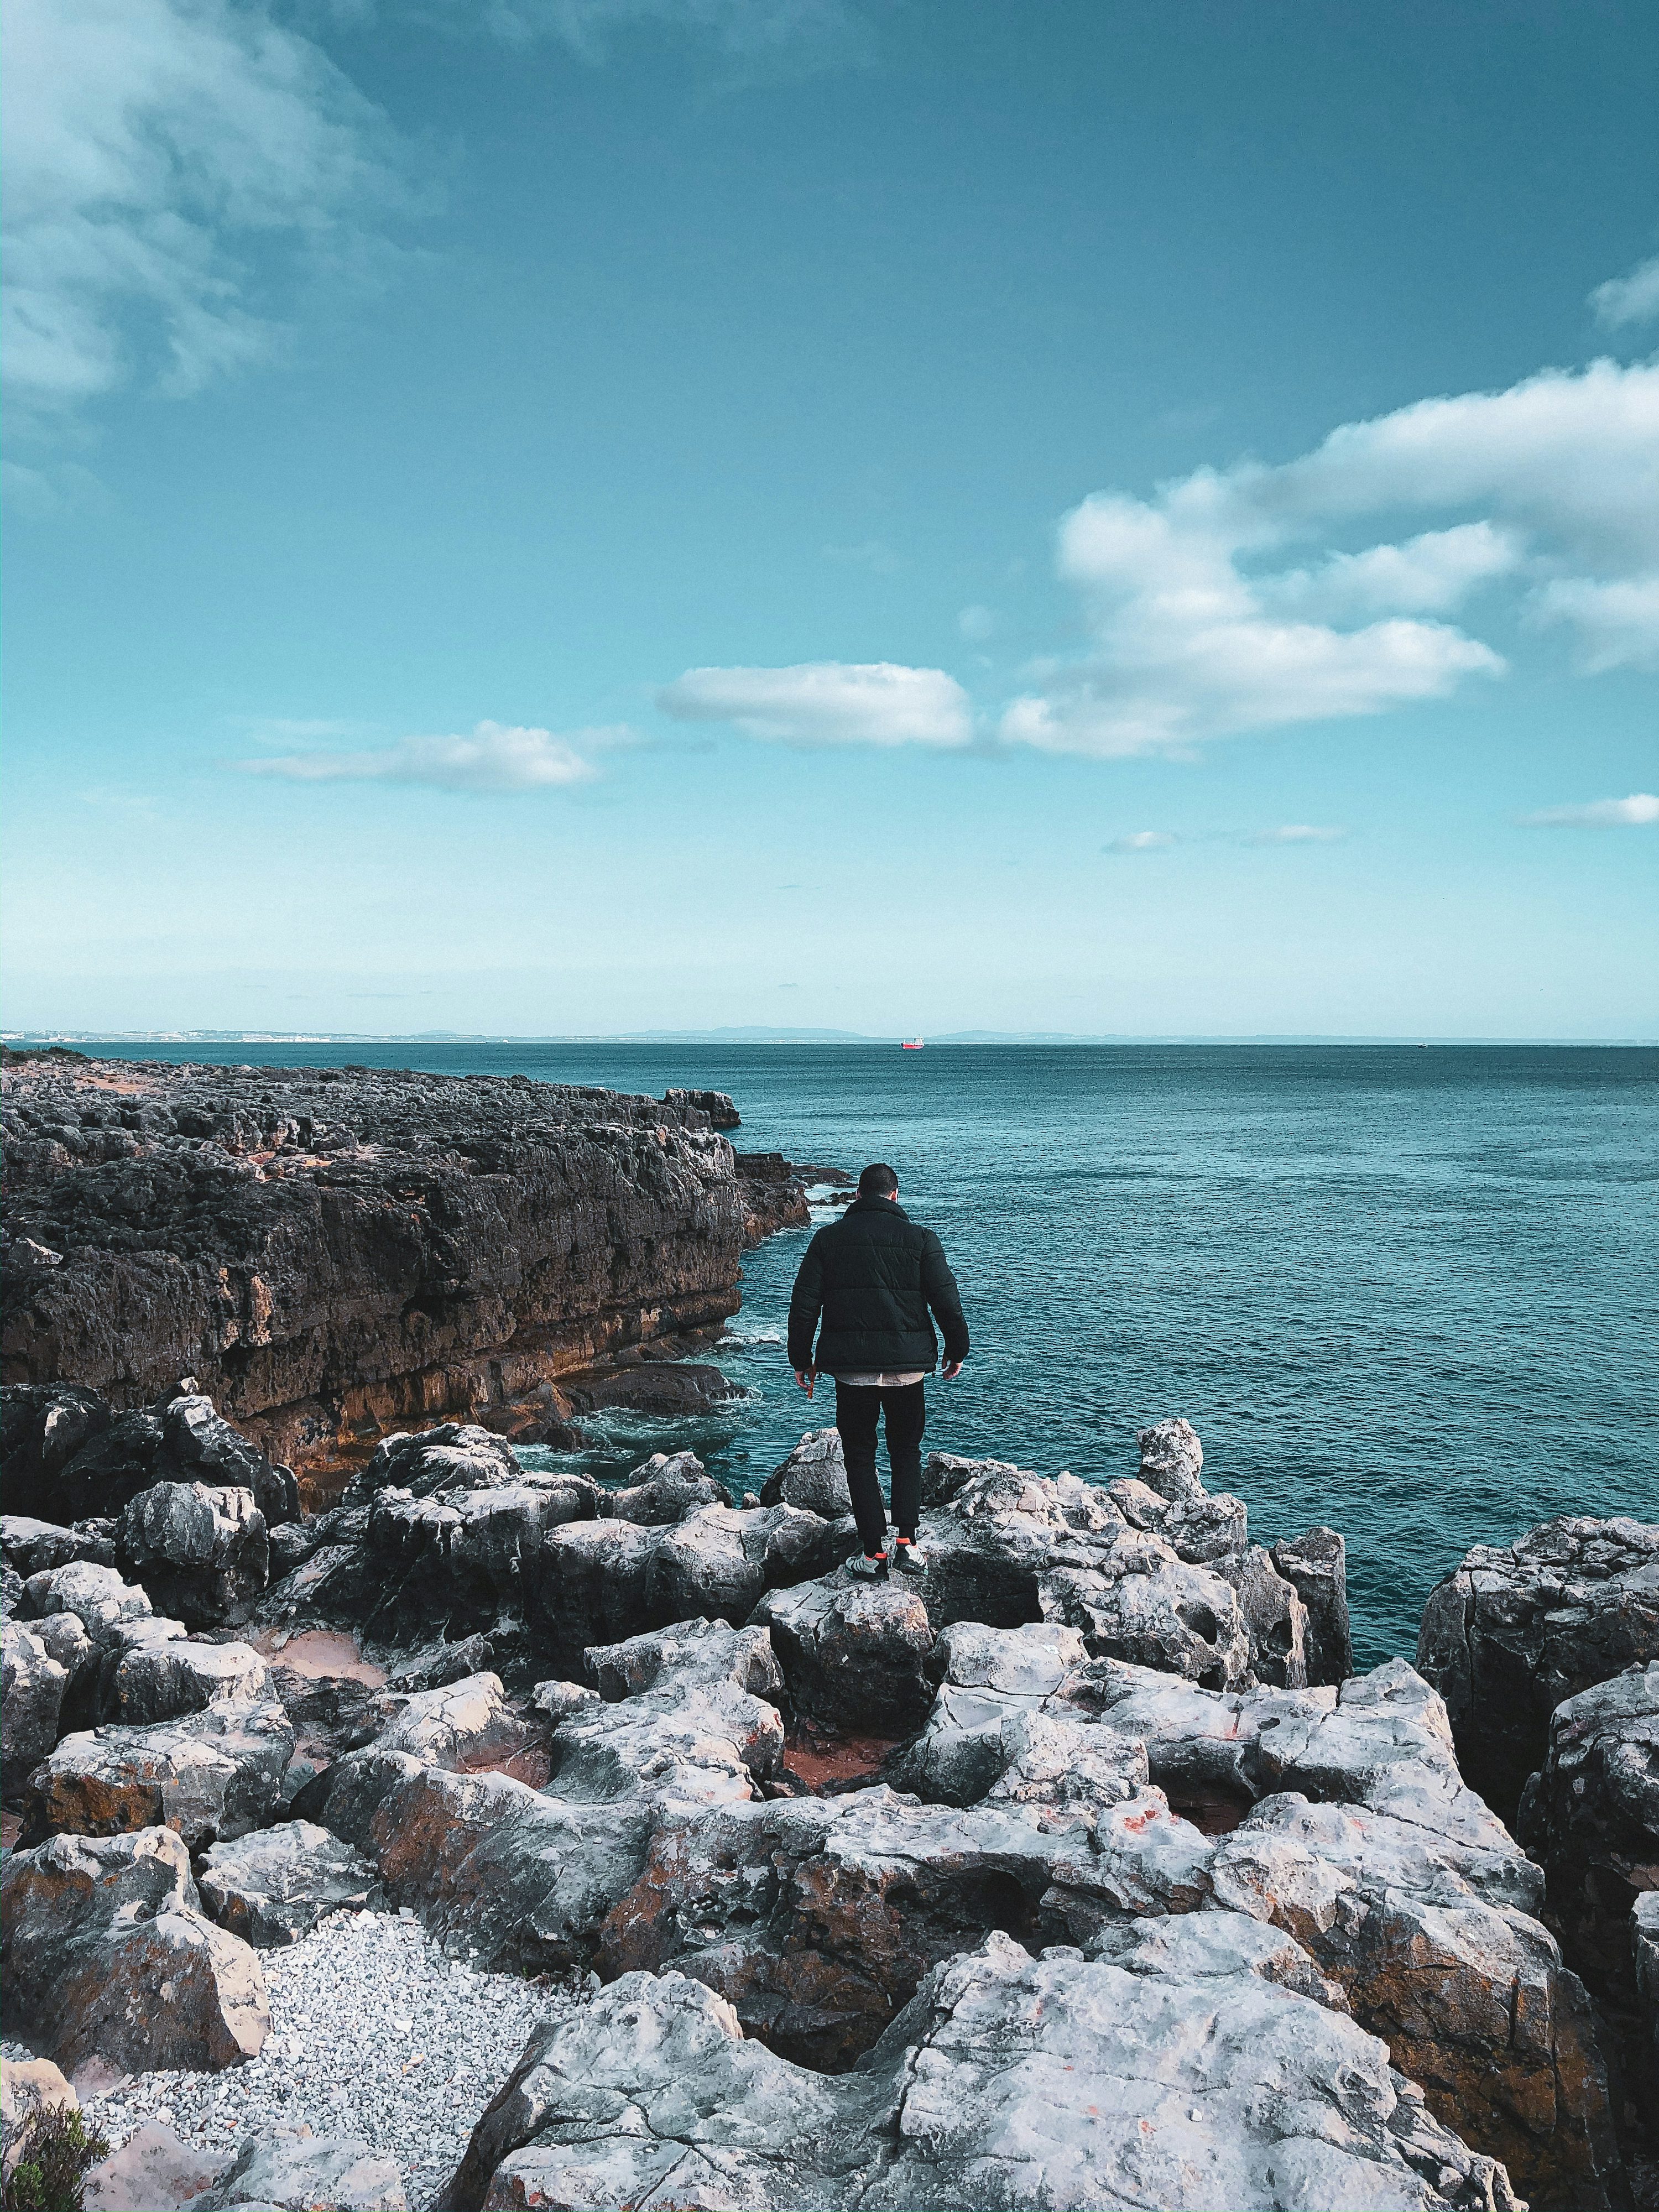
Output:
[
  {"xmin": 1104, "ymin": 830, "xmax": 1176, "ymax": 853},
  {"xmin": 999, "ymin": 358, "xmax": 1659, "ymax": 759},
  {"xmin": 1, "ymin": 0, "xmax": 405, "ymax": 439},
  {"xmin": 957, "ymin": 604, "xmax": 997, "ymax": 641},
  {"xmin": 1522, "ymin": 793, "xmax": 1659, "ymax": 827},
  {"xmin": 1251, "ymin": 824, "xmax": 1347, "ymax": 844},
  {"xmin": 1591, "ymin": 254, "xmax": 1659, "ymax": 330},
  {"xmin": 657, "ymin": 662, "xmax": 972, "ymax": 748},
  {"xmin": 238, "ymin": 721, "xmax": 618, "ymax": 793},
  {"xmin": 1528, "ymin": 572, "xmax": 1659, "ymax": 672},
  {"xmin": 1261, "ymin": 523, "xmax": 1521, "ymax": 619}
]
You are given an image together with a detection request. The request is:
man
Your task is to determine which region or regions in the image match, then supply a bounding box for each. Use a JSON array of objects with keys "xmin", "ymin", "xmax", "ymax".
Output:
[{"xmin": 787, "ymin": 1162, "xmax": 969, "ymax": 1580}]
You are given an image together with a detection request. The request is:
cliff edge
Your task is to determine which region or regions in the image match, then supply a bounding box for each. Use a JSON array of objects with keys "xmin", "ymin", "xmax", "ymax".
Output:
[{"xmin": 1, "ymin": 1055, "xmax": 776, "ymax": 1468}]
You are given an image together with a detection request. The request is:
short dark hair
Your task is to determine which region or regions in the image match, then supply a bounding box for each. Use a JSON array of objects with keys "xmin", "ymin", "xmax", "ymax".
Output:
[{"xmin": 858, "ymin": 1162, "xmax": 899, "ymax": 1197}]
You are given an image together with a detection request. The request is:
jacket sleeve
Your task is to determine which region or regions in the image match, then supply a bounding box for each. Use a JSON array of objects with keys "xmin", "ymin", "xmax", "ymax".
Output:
[
  {"xmin": 921, "ymin": 1230, "xmax": 969, "ymax": 1363},
  {"xmin": 786, "ymin": 1232, "xmax": 827, "ymax": 1371}
]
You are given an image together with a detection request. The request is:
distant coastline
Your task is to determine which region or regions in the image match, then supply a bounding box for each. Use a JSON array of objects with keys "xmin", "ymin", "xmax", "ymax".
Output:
[{"xmin": 6, "ymin": 1029, "xmax": 1655, "ymax": 1048}]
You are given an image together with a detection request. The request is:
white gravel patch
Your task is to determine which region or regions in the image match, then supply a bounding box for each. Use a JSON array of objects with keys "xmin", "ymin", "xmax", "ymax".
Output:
[{"xmin": 85, "ymin": 1910, "xmax": 569, "ymax": 2211}]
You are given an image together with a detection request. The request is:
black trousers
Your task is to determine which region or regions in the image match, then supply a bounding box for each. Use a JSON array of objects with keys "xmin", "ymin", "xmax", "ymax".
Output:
[{"xmin": 834, "ymin": 1379, "xmax": 926, "ymax": 1556}]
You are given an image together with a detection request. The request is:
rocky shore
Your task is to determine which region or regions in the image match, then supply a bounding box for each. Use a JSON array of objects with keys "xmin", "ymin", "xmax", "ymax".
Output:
[
  {"xmin": 1, "ymin": 1052, "xmax": 835, "ymax": 1477},
  {"xmin": 3, "ymin": 1066, "xmax": 1656, "ymax": 2212}
]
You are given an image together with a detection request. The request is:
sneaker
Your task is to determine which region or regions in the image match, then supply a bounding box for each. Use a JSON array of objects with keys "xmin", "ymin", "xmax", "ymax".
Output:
[
  {"xmin": 846, "ymin": 1551, "xmax": 888, "ymax": 1582},
  {"xmin": 889, "ymin": 1540, "xmax": 926, "ymax": 1577}
]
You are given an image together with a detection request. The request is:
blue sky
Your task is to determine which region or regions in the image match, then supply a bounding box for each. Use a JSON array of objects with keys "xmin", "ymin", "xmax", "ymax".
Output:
[{"xmin": 2, "ymin": 0, "xmax": 1655, "ymax": 1038}]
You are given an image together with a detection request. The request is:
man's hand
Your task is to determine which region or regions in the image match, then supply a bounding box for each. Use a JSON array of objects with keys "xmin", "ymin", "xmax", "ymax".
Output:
[
  {"xmin": 794, "ymin": 1368, "xmax": 817, "ymax": 1399},
  {"xmin": 942, "ymin": 1360, "xmax": 964, "ymax": 1381}
]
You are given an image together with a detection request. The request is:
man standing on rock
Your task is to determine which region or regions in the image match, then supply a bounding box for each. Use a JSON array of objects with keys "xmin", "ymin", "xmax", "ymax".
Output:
[{"xmin": 788, "ymin": 1162, "xmax": 969, "ymax": 1581}]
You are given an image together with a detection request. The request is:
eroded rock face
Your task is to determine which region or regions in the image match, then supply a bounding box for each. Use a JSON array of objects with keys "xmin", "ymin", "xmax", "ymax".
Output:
[
  {"xmin": 119, "ymin": 1481, "xmax": 269, "ymax": 1628},
  {"xmin": 752, "ymin": 1568, "xmax": 935, "ymax": 1733},
  {"xmin": 893, "ymin": 1621, "xmax": 1092, "ymax": 1807},
  {"xmin": 96, "ymin": 1621, "xmax": 268, "ymax": 1725},
  {"xmin": 198, "ymin": 1821, "xmax": 381, "ymax": 1945},
  {"xmin": 552, "ymin": 1620, "xmax": 786, "ymax": 1810},
  {"xmin": 195, "ymin": 2126, "xmax": 405, "ymax": 2211},
  {"xmin": 443, "ymin": 1928, "xmax": 1522, "ymax": 2212},
  {"xmin": 1210, "ymin": 1791, "xmax": 1620, "ymax": 2208},
  {"xmin": 1516, "ymin": 1658, "xmax": 1659, "ymax": 2008},
  {"xmin": 2, "ymin": 1827, "xmax": 268, "ymax": 2073},
  {"xmin": 1, "ymin": 1386, "xmax": 296, "ymax": 1528},
  {"xmin": 23, "ymin": 1699, "xmax": 294, "ymax": 1850},
  {"xmin": 1417, "ymin": 1514, "xmax": 1659, "ymax": 1819},
  {"xmin": 1, "ymin": 1512, "xmax": 117, "ymax": 1578},
  {"xmin": 761, "ymin": 1430, "xmax": 854, "ymax": 1520},
  {"xmin": 346, "ymin": 1423, "xmax": 523, "ymax": 1505},
  {"xmin": 2, "ymin": 1057, "xmax": 754, "ymax": 1466},
  {"xmin": 1271, "ymin": 1524, "xmax": 1354, "ymax": 1686},
  {"xmin": 594, "ymin": 1781, "xmax": 1216, "ymax": 2069},
  {"xmin": 603, "ymin": 1450, "xmax": 731, "ymax": 1526},
  {"xmin": 916, "ymin": 1456, "xmax": 1289, "ymax": 1692},
  {"xmin": 3, "ymin": 1623, "xmax": 70, "ymax": 1783}
]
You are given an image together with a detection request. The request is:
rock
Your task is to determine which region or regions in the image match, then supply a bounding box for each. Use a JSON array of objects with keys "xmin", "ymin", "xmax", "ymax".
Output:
[
  {"xmin": 363, "ymin": 1483, "xmax": 573, "ymax": 1637},
  {"xmin": 265, "ymin": 1520, "xmax": 321, "ymax": 1578},
  {"xmin": 1136, "ymin": 1414, "xmax": 1207, "ymax": 1502},
  {"xmin": 2, "ymin": 1057, "xmax": 760, "ymax": 1472},
  {"xmin": 733, "ymin": 1151, "xmax": 813, "ymax": 1241},
  {"xmin": 1416, "ymin": 1513, "xmax": 1659, "ymax": 1819},
  {"xmin": 1271, "ymin": 1524, "xmax": 1354, "ymax": 1686},
  {"xmin": 82, "ymin": 2121, "xmax": 228, "ymax": 2210},
  {"xmin": 368, "ymin": 1765, "xmax": 656, "ymax": 1974},
  {"xmin": 345, "ymin": 1422, "xmax": 522, "ymax": 1506},
  {"xmin": 1103, "ymin": 1473, "xmax": 1250, "ymax": 1570},
  {"xmin": 198, "ymin": 1821, "xmax": 381, "ymax": 1944},
  {"xmin": 385, "ymin": 1634, "xmax": 495, "ymax": 1692},
  {"xmin": 24, "ymin": 1699, "xmax": 294, "ymax": 1850},
  {"xmin": 196, "ymin": 2126, "xmax": 405, "ymax": 2211},
  {"xmin": 1232, "ymin": 1542, "xmax": 1310, "ymax": 1689},
  {"xmin": 529, "ymin": 1677, "xmax": 599, "ymax": 1723},
  {"xmin": 554, "ymin": 1618, "xmax": 785, "ymax": 1808},
  {"xmin": 0, "ymin": 1383, "xmax": 113, "ymax": 1521},
  {"xmin": 97, "ymin": 1624, "xmax": 268, "ymax": 1725},
  {"xmin": 1040, "ymin": 1531, "xmax": 1255, "ymax": 1689},
  {"xmin": 1, "ymin": 1513, "xmax": 118, "ymax": 1577},
  {"xmin": 893, "ymin": 1621, "xmax": 1091, "ymax": 1806},
  {"xmin": 645, "ymin": 1501, "xmax": 847, "ymax": 1626},
  {"xmin": 534, "ymin": 1518, "xmax": 660, "ymax": 1665},
  {"xmin": 2, "ymin": 2057, "xmax": 77, "ymax": 2188},
  {"xmin": 560, "ymin": 1361, "xmax": 743, "ymax": 1420},
  {"xmin": 1635, "ymin": 1891, "xmax": 1659, "ymax": 2088},
  {"xmin": 595, "ymin": 1780, "xmax": 1203, "ymax": 2068},
  {"xmin": 915, "ymin": 1457, "xmax": 1258, "ymax": 1691},
  {"xmin": 1209, "ymin": 1789, "xmax": 1620, "ymax": 2208},
  {"xmin": 751, "ymin": 1568, "xmax": 935, "ymax": 1732},
  {"xmin": 23, "ymin": 1560, "xmax": 153, "ymax": 1641},
  {"xmin": 444, "ymin": 1928, "xmax": 1522, "ymax": 2212},
  {"xmin": 310, "ymin": 1673, "xmax": 535, "ymax": 1844},
  {"xmin": 1516, "ymin": 1658, "xmax": 1659, "ymax": 2010},
  {"xmin": 159, "ymin": 1395, "xmax": 299, "ymax": 1527},
  {"xmin": 3, "ymin": 1622, "xmax": 70, "ymax": 1787},
  {"xmin": 916, "ymin": 1458, "xmax": 1108, "ymax": 1627},
  {"xmin": 760, "ymin": 1428, "xmax": 853, "ymax": 1519},
  {"xmin": 662, "ymin": 1087, "xmax": 740, "ymax": 1130},
  {"xmin": 603, "ymin": 1450, "xmax": 731, "ymax": 1525},
  {"xmin": 119, "ymin": 1482, "xmax": 269, "ymax": 1627},
  {"xmin": 1, "ymin": 1387, "xmax": 296, "ymax": 1530},
  {"xmin": 2, "ymin": 1827, "xmax": 268, "ymax": 2073}
]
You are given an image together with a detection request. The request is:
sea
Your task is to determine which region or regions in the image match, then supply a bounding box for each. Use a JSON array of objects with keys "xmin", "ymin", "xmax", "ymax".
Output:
[{"xmin": 94, "ymin": 1040, "xmax": 1658, "ymax": 1668}]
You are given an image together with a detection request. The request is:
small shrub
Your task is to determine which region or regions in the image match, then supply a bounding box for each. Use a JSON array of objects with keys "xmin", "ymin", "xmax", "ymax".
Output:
[{"xmin": 2, "ymin": 2106, "xmax": 111, "ymax": 2212}]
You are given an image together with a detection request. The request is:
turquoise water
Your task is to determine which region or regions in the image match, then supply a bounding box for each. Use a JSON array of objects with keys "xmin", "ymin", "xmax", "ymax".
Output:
[{"xmin": 101, "ymin": 1041, "xmax": 1657, "ymax": 1665}]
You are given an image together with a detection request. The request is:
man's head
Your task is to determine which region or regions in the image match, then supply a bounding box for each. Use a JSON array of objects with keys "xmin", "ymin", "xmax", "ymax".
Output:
[{"xmin": 858, "ymin": 1162, "xmax": 899, "ymax": 1199}]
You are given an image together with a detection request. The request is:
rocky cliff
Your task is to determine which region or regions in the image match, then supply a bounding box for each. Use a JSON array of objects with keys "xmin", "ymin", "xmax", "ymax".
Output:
[{"xmin": 1, "ymin": 1055, "xmax": 807, "ymax": 1472}]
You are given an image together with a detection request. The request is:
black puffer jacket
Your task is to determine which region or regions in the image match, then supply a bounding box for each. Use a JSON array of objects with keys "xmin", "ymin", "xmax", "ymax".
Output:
[{"xmin": 787, "ymin": 1196, "xmax": 969, "ymax": 1376}]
